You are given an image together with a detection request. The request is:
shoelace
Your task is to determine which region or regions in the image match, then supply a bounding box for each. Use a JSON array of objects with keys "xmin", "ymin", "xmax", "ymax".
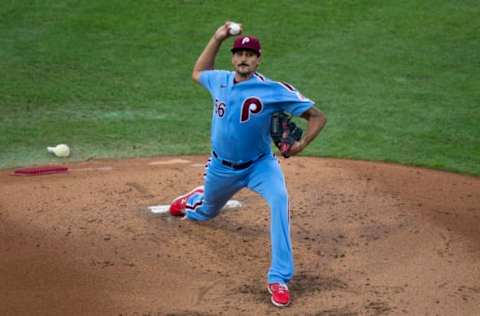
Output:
[{"xmin": 272, "ymin": 284, "xmax": 288, "ymax": 293}]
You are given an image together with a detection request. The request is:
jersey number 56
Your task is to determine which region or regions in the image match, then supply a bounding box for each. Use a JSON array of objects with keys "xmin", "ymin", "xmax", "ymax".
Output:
[{"xmin": 215, "ymin": 99, "xmax": 226, "ymax": 117}]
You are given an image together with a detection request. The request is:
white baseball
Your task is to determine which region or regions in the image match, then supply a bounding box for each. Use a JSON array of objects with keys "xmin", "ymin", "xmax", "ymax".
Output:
[
  {"xmin": 229, "ymin": 22, "xmax": 241, "ymax": 36},
  {"xmin": 47, "ymin": 144, "xmax": 71, "ymax": 158}
]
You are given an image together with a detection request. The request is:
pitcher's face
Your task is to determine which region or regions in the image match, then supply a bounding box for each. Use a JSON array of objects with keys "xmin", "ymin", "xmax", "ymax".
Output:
[{"xmin": 232, "ymin": 50, "xmax": 261, "ymax": 77}]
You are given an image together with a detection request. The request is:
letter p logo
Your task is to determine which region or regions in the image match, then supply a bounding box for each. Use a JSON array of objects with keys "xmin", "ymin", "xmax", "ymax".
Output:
[{"xmin": 241, "ymin": 37, "xmax": 250, "ymax": 45}]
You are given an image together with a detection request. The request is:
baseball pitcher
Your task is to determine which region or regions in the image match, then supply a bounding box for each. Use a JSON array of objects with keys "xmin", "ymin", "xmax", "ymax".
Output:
[{"xmin": 168, "ymin": 21, "xmax": 327, "ymax": 307}]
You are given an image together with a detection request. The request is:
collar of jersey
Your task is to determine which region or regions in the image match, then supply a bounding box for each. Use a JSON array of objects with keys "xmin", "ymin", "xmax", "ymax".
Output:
[{"xmin": 231, "ymin": 71, "xmax": 258, "ymax": 86}]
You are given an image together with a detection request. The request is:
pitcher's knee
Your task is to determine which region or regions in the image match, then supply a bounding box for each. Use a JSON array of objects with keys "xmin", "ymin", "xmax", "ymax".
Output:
[{"xmin": 186, "ymin": 207, "xmax": 220, "ymax": 221}]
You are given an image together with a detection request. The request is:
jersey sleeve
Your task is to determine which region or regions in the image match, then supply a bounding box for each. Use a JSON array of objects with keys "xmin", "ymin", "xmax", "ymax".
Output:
[
  {"xmin": 199, "ymin": 70, "xmax": 230, "ymax": 93},
  {"xmin": 274, "ymin": 81, "xmax": 315, "ymax": 116}
]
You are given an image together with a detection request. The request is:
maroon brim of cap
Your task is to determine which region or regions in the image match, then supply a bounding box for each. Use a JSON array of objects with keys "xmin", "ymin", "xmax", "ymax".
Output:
[{"xmin": 230, "ymin": 47, "xmax": 261, "ymax": 56}]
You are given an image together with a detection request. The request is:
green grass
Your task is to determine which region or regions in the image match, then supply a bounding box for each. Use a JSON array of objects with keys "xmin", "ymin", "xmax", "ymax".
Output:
[{"xmin": 1, "ymin": 0, "xmax": 479, "ymax": 175}]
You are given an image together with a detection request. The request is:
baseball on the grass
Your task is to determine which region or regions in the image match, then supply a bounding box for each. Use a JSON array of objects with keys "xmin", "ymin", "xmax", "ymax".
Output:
[
  {"xmin": 47, "ymin": 144, "xmax": 71, "ymax": 158},
  {"xmin": 229, "ymin": 22, "xmax": 241, "ymax": 35}
]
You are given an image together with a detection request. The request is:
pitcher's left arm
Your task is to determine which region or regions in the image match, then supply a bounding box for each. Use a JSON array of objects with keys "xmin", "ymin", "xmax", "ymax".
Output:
[{"xmin": 287, "ymin": 106, "xmax": 327, "ymax": 157}]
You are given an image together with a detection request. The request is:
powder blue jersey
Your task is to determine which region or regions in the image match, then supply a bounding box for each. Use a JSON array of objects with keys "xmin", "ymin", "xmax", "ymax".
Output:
[{"xmin": 199, "ymin": 70, "xmax": 314, "ymax": 162}]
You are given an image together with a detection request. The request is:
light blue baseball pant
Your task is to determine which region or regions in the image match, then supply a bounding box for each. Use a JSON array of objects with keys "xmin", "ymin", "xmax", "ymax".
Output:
[{"xmin": 184, "ymin": 153, "xmax": 294, "ymax": 284}]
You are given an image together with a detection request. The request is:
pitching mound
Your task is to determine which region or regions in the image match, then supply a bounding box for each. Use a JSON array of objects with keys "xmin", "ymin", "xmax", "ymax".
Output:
[{"xmin": 1, "ymin": 156, "xmax": 479, "ymax": 315}]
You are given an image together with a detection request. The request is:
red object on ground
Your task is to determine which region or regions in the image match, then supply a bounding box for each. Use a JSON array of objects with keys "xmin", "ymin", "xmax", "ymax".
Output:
[{"xmin": 12, "ymin": 165, "xmax": 68, "ymax": 176}]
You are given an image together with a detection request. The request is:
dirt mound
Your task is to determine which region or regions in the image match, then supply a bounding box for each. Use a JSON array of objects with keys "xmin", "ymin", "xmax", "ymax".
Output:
[{"xmin": 1, "ymin": 156, "xmax": 479, "ymax": 315}]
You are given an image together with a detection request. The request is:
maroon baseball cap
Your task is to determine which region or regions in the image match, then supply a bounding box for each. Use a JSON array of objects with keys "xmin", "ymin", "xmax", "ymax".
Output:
[{"xmin": 231, "ymin": 35, "xmax": 262, "ymax": 56}]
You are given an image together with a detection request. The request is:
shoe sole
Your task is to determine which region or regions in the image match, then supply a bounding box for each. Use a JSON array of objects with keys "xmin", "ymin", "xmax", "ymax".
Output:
[
  {"xmin": 267, "ymin": 285, "xmax": 290, "ymax": 308},
  {"xmin": 270, "ymin": 297, "xmax": 289, "ymax": 308}
]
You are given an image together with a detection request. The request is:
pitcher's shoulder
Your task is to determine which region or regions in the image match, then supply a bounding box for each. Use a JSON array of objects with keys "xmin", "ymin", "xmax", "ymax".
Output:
[
  {"xmin": 252, "ymin": 73, "xmax": 283, "ymax": 89},
  {"xmin": 254, "ymin": 73, "xmax": 298, "ymax": 91}
]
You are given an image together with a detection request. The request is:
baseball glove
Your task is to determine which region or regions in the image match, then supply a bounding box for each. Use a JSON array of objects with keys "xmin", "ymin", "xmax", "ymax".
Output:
[{"xmin": 270, "ymin": 112, "xmax": 303, "ymax": 158}]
